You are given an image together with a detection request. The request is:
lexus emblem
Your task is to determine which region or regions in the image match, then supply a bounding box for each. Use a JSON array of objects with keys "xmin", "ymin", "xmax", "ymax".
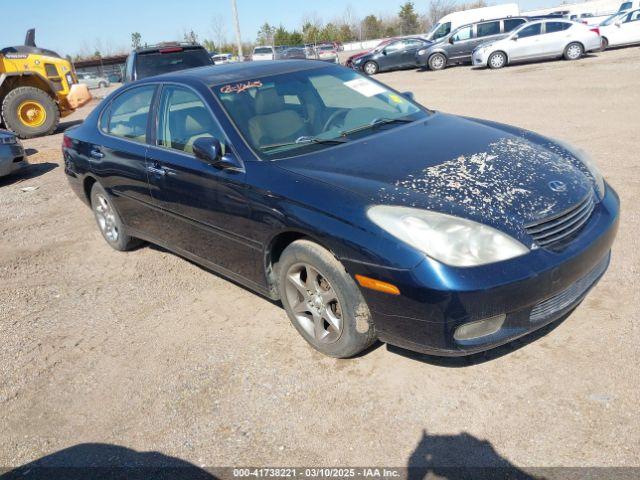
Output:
[{"xmin": 548, "ymin": 180, "xmax": 567, "ymax": 192}]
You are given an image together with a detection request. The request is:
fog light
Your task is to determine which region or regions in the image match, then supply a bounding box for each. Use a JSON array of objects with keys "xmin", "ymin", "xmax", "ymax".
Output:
[{"xmin": 454, "ymin": 314, "xmax": 506, "ymax": 341}]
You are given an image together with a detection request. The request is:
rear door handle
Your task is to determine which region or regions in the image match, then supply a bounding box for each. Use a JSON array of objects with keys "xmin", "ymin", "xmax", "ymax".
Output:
[
  {"xmin": 147, "ymin": 165, "xmax": 167, "ymax": 176},
  {"xmin": 89, "ymin": 148, "xmax": 104, "ymax": 159}
]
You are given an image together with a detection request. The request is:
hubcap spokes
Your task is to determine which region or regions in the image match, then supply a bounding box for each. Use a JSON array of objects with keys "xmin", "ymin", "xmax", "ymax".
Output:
[
  {"xmin": 285, "ymin": 263, "xmax": 343, "ymax": 344},
  {"xmin": 95, "ymin": 194, "xmax": 118, "ymax": 242}
]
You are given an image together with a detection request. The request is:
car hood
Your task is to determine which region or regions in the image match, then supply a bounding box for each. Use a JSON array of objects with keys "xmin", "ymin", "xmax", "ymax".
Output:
[{"xmin": 276, "ymin": 113, "xmax": 597, "ymax": 245}]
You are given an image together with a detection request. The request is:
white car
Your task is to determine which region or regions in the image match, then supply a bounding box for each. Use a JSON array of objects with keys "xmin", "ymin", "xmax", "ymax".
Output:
[
  {"xmin": 472, "ymin": 19, "xmax": 601, "ymax": 69},
  {"xmin": 78, "ymin": 73, "xmax": 110, "ymax": 89},
  {"xmin": 211, "ymin": 53, "xmax": 234, "ymax": 65},
  {"xmin": 599, "ymin": 8, "xmax": 640, "ymax": 49},
  {"xmin": 252, "ymin": 46, "xmax": 274, "ymax": 61}
]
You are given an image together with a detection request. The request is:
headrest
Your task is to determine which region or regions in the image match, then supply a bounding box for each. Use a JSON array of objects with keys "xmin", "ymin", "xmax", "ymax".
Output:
[
  {"xmin": 255, "ymin": 88, "xmax": 285, "ymax": 115},
  {"xmin": 184, "ymin": 107, "xmax": 211, "ymax": 133}
]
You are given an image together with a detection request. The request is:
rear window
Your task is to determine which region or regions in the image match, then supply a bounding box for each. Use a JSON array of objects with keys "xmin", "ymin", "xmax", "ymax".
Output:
[
  {"xmin": 545, "ymin": 21, "xmax": 571, "ymax": 32},
  {"xmin": 254, "ymin": 47, "xmax": 273, "ymax": 54},
  {"xmin": 135, "ymin": 48, "xmax": 212, "ymax": 79}
]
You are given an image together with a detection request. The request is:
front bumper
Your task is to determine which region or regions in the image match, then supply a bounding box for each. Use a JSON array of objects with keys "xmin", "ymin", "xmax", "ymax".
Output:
[
  {"xmin": 344, "ymin": 185, "xmax": 620, "ymax": 356},
  {"xmin": 471, "ymin": 50, "xmax": 489, "ymax": 68},
  {"xmin": 0, "ymin": 144, "xmax": 27, "ymax": 177}
]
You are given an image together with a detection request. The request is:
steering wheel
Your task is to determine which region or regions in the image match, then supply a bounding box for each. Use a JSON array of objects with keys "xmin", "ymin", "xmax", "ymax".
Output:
[{"xmin": 322, "ymin": 109, "xmax": 349, "ymax": 132}]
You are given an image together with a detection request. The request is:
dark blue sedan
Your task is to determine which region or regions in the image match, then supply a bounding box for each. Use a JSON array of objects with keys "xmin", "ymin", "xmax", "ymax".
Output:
[{"xmin": 63, "ymin": 60, "xmax": 619, "ymax": 358}]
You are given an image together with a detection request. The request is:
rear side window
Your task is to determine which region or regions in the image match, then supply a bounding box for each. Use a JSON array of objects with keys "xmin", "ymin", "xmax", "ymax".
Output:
[
  {"xmin": 518, "ymin": 23, "xmax": 542, "ymax": 38},
  {"xmin": 545, "ymin": 22, "xmax": 571, "ymax": 32},
  {"xmin": 504, "ymin": 18, "xmax": 526, "ymax": 31},
  {"xmin": 477, "ymin": 21, "xmax": 501, "ymax": 37},
  {"xmin": 135, "ymin": 49, "xmax": 212, "ymax": 79},
  {"xmin": 105, "ymin": 85, "xmax": 156, "ymax": 142},
  {"xmin": 157, "ymin": 85, "xmax": 226, "ymax": 155}
]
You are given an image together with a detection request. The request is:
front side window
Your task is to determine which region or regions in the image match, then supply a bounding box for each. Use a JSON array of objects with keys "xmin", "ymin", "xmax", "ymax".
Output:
[
  {"xmin": 157, "ymin": 85, "xmax": 226, "ymax": 155},
  {"xmin": 545, "ymin": 22, "xmax": 571, "ymax": 33},
  {"xmin": 477, "ymin": 21, "xmax": 500, "ymax": 37},
  {"xmin": 105, "ymin": 85, "xmax": 155, "ymax": 142},
  {"xmin": 214, "ymin": 65, "xmax": 428, "ymax": 159},
  {"xmin": 504, "ymin": 18, "xmax": 526, "ymax": 31},
  {"xmin": 384, "ymin": 41, "xmax": 404, "ymax": 53},
  {"xmin": 517, "ymin": 23, "xmax": 542, "ymax": 38},
  {"xmin": 628, "ymin": 10, "xmax": 640, "ymax": 21},
  {"xmin": 452, "ymin": 26, "xmax": 473, "ymax": 42}
]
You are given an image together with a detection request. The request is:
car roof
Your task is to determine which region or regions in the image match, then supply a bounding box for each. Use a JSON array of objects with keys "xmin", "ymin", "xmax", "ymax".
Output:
[
  {"xmin": 145, "ymin": 60, "xmax": 329, "ymax": 87},
  {"xmin": 134, "ymin": 42, "xmax": 204, "ymax": 53}
]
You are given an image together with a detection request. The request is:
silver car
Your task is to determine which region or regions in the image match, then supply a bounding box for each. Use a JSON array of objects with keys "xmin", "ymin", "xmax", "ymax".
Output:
[
  {"xmin": 472, "ymin": 19, "xmax": 601, "ymax": 69},
  {"xmin": 0, "ymin": 129, "xmax": 27, "ymax": 178},
  {"xmin": 78, "ymin": 73, "xmax": 110, "ymax": 89}
]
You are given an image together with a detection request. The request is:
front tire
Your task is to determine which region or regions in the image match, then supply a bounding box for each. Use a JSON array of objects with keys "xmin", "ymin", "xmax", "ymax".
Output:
[
  {"xmin": 363, "ymin": 61, "xmax": 378, "ymax": 75},
  {"xmin": 1, "ymin": 86, "xmax": 59, "ymax": 139},
  {"xmin": 90, "ymin": 183, "xmax": 141, "ymax": 251},
  {"xmin": 428, "ymin": 53, "xmax": 447, "ymax": 71},
  {"xmin": 277, "ymin": 240, "xmax": 376, "ymax": 358},
  {"xmin": 564, "ymin": 42, "xmax": 584, "ymax": 60},
  {"xmin": 601, "ymin": 37, "xmax": 609, "ymax": 51},
  {"xmin": 488, "ymin": 51, "xmax": 507, "ymax": 69}
]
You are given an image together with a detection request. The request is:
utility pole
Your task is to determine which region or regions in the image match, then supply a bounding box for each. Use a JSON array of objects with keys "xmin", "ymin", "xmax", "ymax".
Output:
[{"xmin": 230, "ymin": 0, "xmax": 244, "ymax": 61}]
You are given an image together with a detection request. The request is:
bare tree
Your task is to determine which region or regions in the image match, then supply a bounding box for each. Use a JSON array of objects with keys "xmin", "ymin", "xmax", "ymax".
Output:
[{"xmin": 211, "ymin": 14, "xmax": 228, "ymax": 49}]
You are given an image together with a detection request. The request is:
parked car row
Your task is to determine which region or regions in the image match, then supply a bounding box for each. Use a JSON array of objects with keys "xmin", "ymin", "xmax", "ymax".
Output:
[
  {"xmin": 350, "ymin": 9, "xmax": 640, "ymax": 74},
  {"xmin": 250, "ymin": 44, "xmax": 339, "ymax": 63}
]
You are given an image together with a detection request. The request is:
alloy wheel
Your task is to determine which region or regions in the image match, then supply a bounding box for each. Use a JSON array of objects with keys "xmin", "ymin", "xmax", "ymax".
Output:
[
  {"xmin": 94, "ymin": 194, "xmax": 119, "ymax": 242},
  {"xmin": 364, "ymin": 62, "xmax": 377, "ymax": 75},
  {"xmin": 430, "ymin": 54, "xmax": 445, "ymax": 70},
  {"xmin": 284, "ymin": 263, "xmax": 343, "ymax": 344}
]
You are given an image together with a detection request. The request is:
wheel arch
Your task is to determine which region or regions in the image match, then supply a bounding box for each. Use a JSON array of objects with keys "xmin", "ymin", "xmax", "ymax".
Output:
[
  {"xmin": 82, "ymin": 174, "xmax": 98, "ymax": 204},
  {"xmin": 565, "ymin": 41, "xmax": 585, "ymax": 54},
  {"xmin": 264, "ymin": 229, "xmax": 343, "ymax": 298},
  {"xmin": 0, "ymin": 72, "xmax": 57, "ymax": 102}
]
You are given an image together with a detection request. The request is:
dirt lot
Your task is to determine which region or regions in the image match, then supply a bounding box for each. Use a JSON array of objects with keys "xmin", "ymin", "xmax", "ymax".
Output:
[{"xmin": 1, "ymin": 48, "xmax": 639, "ymax": 472}]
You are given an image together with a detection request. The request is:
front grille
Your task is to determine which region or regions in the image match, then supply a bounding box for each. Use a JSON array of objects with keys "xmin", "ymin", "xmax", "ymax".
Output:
[
  {"xmin": 530, "ymin": 254, "xmax": 609, "ymax": 323},
  {"xmin": 525, "ymin": 192, "xmax": 595, "ymax": 247}
]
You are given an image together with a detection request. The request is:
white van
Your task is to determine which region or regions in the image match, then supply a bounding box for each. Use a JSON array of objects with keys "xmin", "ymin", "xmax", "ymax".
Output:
[
  {"xmin": 426, "ymin": 3, "xmax": 520, "ymax": 40},
  {"xmin": 252, "ymin": 46, "xmax": 275, "ymax": 61}
]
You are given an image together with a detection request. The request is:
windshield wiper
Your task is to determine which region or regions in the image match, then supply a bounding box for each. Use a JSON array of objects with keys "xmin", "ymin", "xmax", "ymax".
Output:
[
  {"xmin": 260, "ymin": 136, "xmax": 348, "ymax": 152},
  {"xmin": 340, "ymin": 117, "xmax": 415, "ymax": 137}
]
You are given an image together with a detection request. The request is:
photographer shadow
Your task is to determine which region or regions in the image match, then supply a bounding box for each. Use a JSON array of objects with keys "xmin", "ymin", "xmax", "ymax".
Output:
[{"xmin": 407, "ymin": 430, "xmax": 539, "ymax": 480}]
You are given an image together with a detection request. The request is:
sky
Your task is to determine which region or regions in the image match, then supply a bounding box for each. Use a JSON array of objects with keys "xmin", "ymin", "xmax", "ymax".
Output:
[{"xmin": 3, "ymin": 0, "xmax": 558, "ymax": 56}]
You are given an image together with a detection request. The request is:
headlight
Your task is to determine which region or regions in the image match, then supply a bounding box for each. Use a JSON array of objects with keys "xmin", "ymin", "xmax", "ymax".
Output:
[
  {"xmin": 418, "ymin": 49, "xmax": 428, "ymax": 56},
  {"xmin": 367, "ymin": 206, "xmax": 529, "ymax": 267},
  {"xmin": 1, "ymin": 136, "xmax": 17, "ymax": 145},
  {"xmin": 554, "ymin": 139, "xmax": 605, "ymax": 199},
  {"xmin": 354, "ymin": 58, "xmax": 363, "ymax": 64}
]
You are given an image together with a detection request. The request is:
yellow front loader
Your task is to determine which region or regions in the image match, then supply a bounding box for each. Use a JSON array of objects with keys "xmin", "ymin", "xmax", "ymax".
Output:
[{"xmin": 0, "ymin": 29, "xmax": 91, "ymax": 138}]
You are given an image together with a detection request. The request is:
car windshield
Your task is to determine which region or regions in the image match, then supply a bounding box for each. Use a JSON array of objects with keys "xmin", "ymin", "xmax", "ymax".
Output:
[
  {"xmin": 427, "ymin": 22, "xmax": 451, "ymax": 39},
  {"xmin": 213, "ymin": 65, "xmax": 428, "ymax": 160},
  {"xmin": 136, "ymin": 49, "xmax": 212, "ymax": 78}
]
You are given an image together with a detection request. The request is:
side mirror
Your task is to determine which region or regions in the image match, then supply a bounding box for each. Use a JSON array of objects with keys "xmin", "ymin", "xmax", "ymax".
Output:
[
  {"xmin": 192, "ymin": 137, "xmax": 244, "ymax": 172},
  {"xmin": 382, "ymin": 49, "xmax": 388, "ymax": 55},
  {"xmin": 449, "ymin": 37, "xmax": 455, "ymax": 44},
  {"xmin": 401, "ymin": 91, "xmax": 415, "ymax": 101},
  {"xmin": 511, "ymin": 35, "xmax": 519, "ymax": 41}
]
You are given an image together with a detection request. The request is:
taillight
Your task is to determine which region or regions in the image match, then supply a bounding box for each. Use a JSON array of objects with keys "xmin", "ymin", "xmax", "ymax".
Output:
[
  {"xmin": 62, "ymin": 135, "xmax": 73, "ymax": 149},
  {"xmin": 159, "ymin": 47, "xmax": 183, "ymax": 53},
  {"xmin": 590, "ymin": 27, "xmax": 600, "ymax": 35}
]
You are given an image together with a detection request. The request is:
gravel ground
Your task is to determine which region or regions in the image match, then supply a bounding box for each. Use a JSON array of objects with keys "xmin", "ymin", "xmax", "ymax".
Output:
[{"xmin": 1, "ymin": 48, "xmax": 639, "ymax": 472}]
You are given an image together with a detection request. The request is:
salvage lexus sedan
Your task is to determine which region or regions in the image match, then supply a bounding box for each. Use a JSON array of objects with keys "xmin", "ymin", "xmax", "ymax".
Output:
[{"xmin": 63, "ymin": 61, "xmax": 619, "ymax": 358}]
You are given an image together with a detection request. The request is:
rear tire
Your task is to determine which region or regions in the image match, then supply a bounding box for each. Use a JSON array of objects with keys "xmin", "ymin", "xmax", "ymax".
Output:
[
  {"xmin": 488, "ymin": 51, "xmax": 507, "ymax": 69},
  {"xmin": 277, "ymin": 239, "xmax": 376, "ymax": 358},
  {"xmin": 564, "ymin": 42, "xmax": 584, "ymax": 60},
  {"xmin": 1, "ymin": 86, "xmax": 59, "ymax": 139},
  {"xmin": 428, "ymin": 53, "xmax": 447, "ymax": 71},
  {"xmin": 363, "ymin": 61, "xmax": 379, "ymax": 75},
  {"xmin": 98, "ymin": 82, "xmax": 108, "ymax": 88},
  {"xmin": 90, "ymin": 183, "xmax": 142, "ymax": 251}
]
